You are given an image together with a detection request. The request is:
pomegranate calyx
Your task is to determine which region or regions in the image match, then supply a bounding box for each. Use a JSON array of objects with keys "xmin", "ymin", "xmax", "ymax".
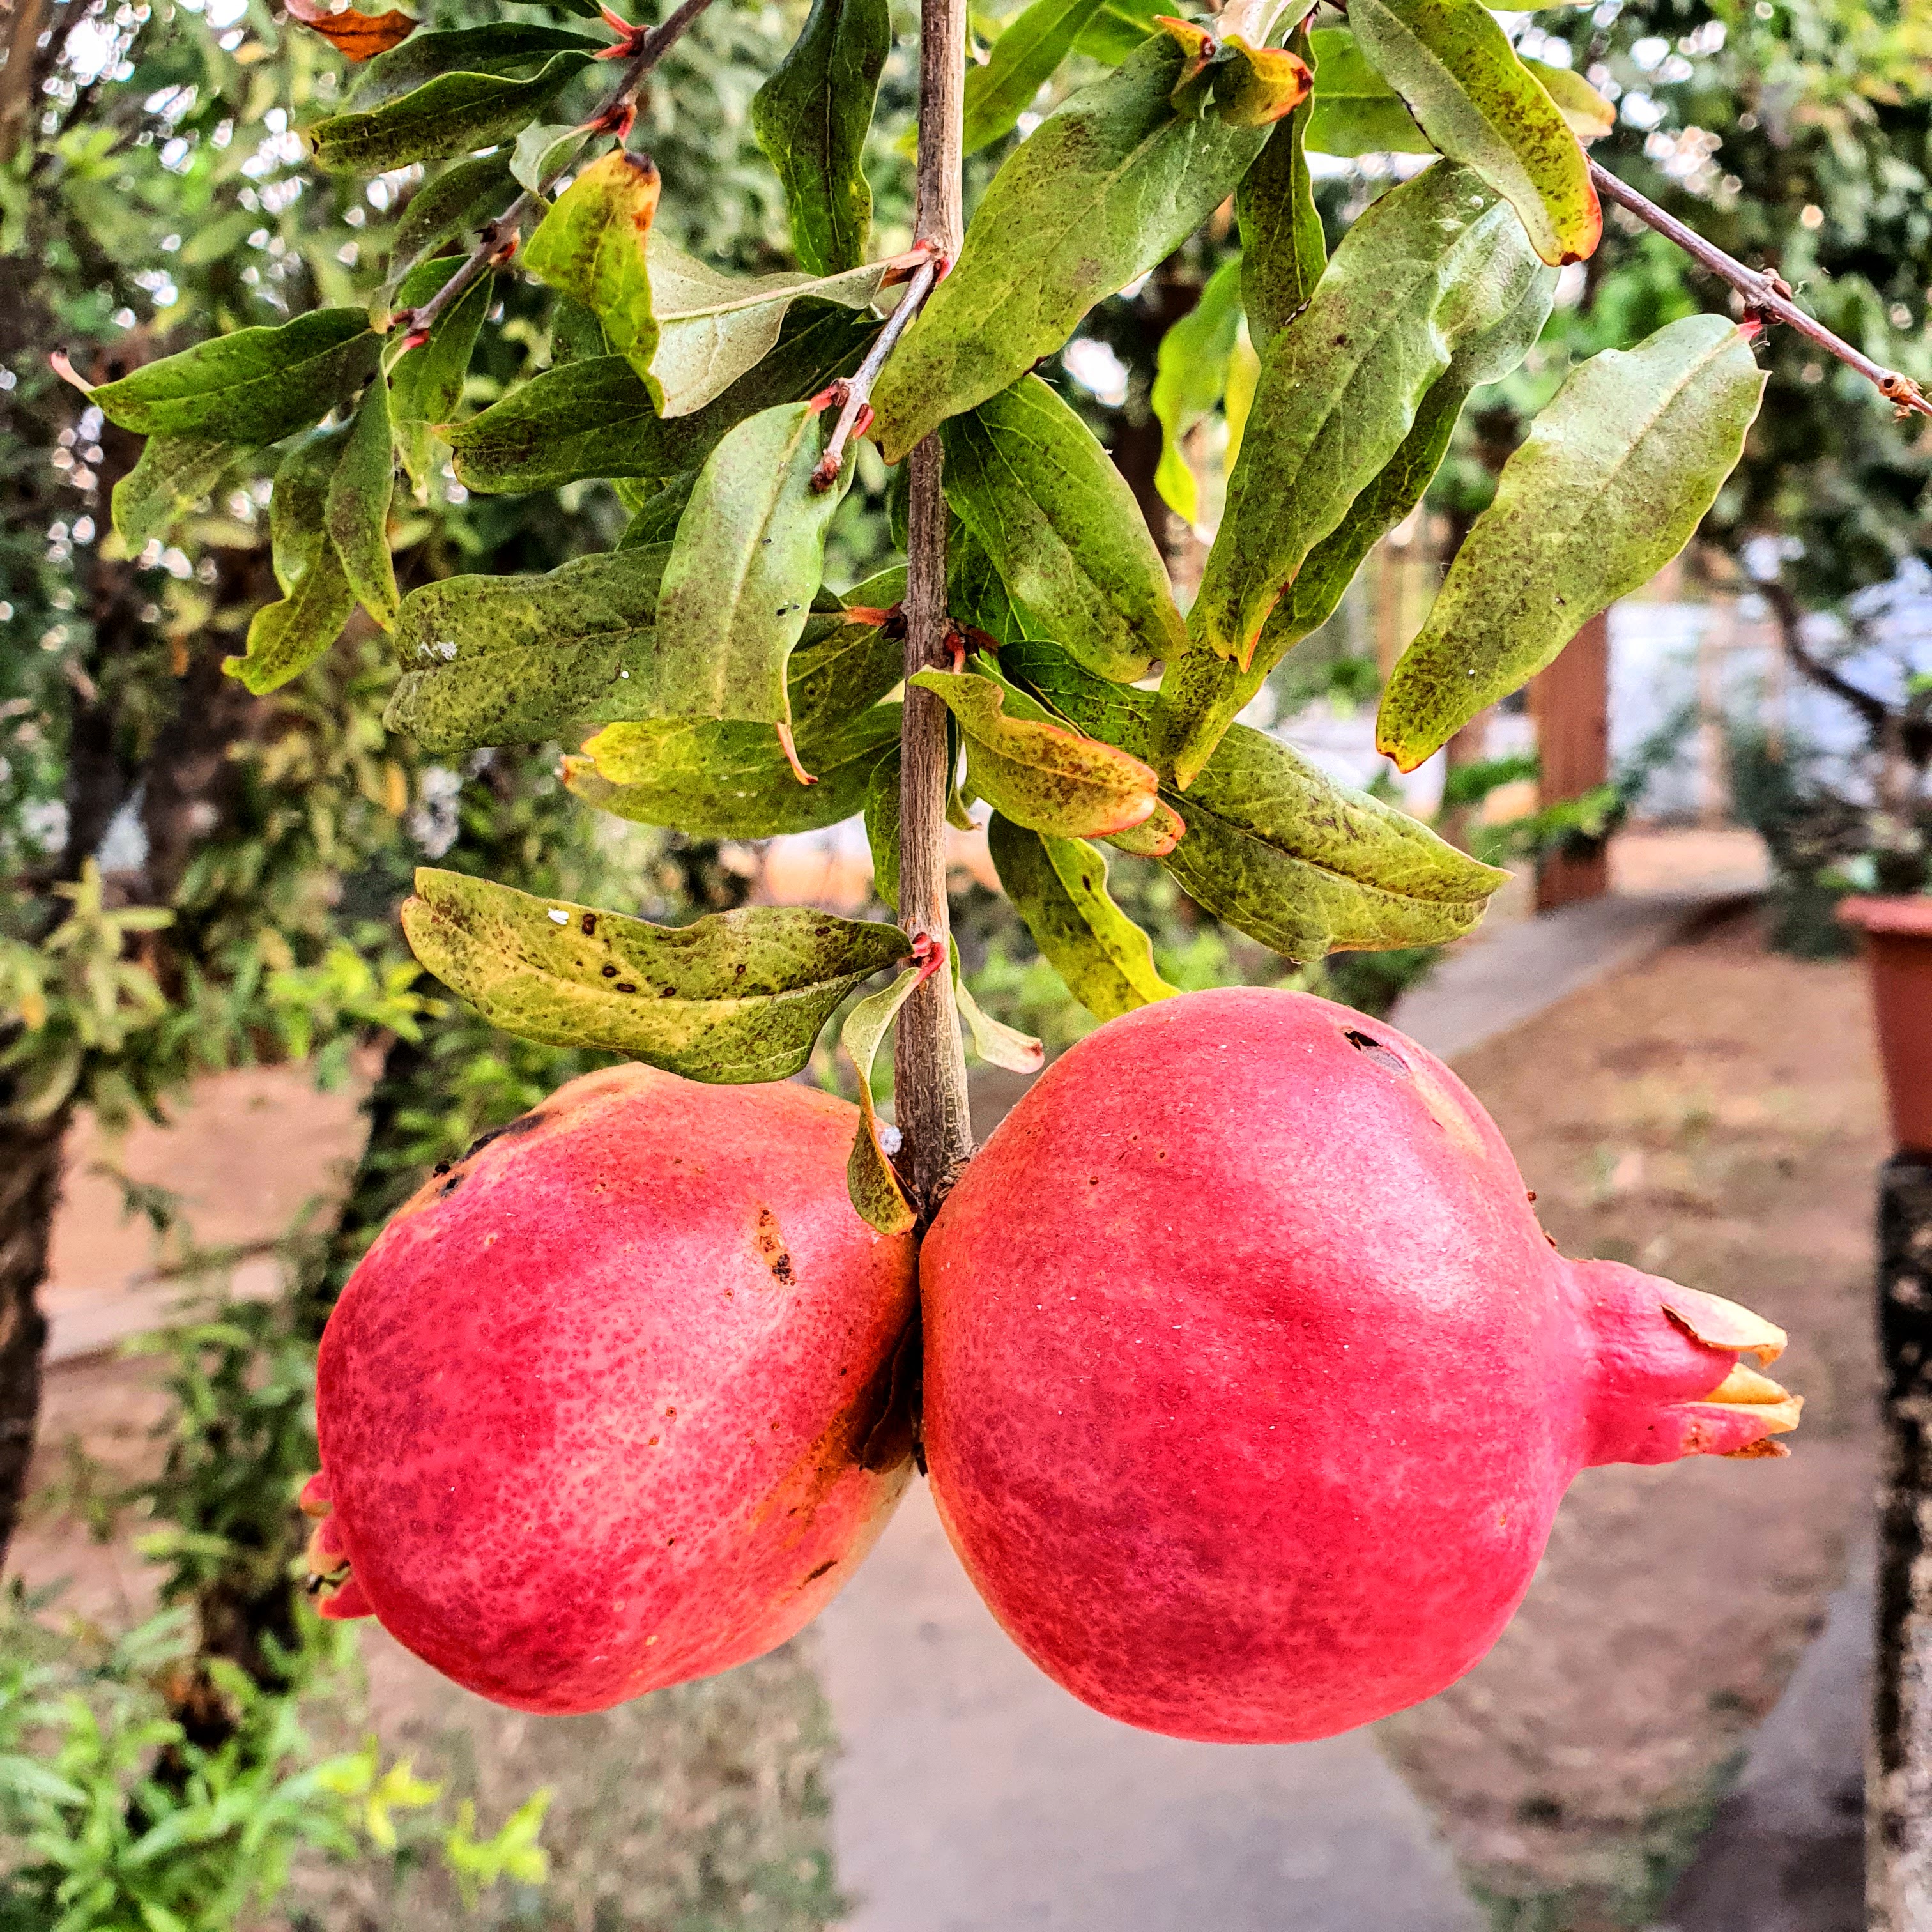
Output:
[
  {"xmin": 1683, "ymin": 1359, "xmax": 1804, "ymax": 1449},
  {"xmin": 1659, "ymin": 1284, "xmax": 1788, "ymax": 1365}
]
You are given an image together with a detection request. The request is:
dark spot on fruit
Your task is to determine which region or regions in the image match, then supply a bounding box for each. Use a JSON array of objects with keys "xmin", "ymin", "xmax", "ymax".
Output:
[
  {"xmin": 753, "ymin": 1206, "xmax": 796, "ymax": 1285},
  {"xmin": 461, "ymin": 1110, "xmax": 546, "ymax": 1164},
  {"xmin": 1526, "ymin": 1190, "xmax": 1537, "ymax": 1202},
  {"xmin": 438, "ymin": 1172, "xmax": 464, "ymax": 1198},
  {"xmin": 432, "ymin": 1160, "xmax": 452, "ymax": 1177},
  {"xmin": 614, "ymin": 981, "xmax": 638, "ymax": 994},
  {"xmin": 804, "ymin": 1559, "xmax": 836, "ymax": 1583},
  {"xmin": 602, "ymin": 964, "xmax": 618, "ymax": 977},
  {"xmin": 581, "ymin": 912, "xmax": 597, "ymax": 934},
  {"xmin": 1343, "ymin": 1028, "xmax": 1410, "ymax": 1079}
]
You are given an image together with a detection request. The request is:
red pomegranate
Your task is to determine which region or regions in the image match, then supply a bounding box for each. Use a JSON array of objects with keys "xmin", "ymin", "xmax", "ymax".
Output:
[
  {"xmin": 920, "ymin": 988, "xmax": 1800, "ymax": 1744},
  {"xmin": 306, "ymin": 1064, "xmax": 917, "ymax": 1714}
]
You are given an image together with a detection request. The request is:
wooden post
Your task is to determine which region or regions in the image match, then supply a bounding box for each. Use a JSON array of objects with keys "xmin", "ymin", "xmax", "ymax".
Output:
[
  {"xmin": 1873, "ymin": 1153, "xmax": 1932, "ymax": 1931},
  {"xmin": 1529, "ymin": 608, "xmax": 1611, "ymax": 913}
]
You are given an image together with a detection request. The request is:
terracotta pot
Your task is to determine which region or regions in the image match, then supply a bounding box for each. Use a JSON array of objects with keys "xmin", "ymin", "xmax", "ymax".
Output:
[{"xmin": 1839, "ymin": 895, "xmax": 1932, "ymax": 1154}]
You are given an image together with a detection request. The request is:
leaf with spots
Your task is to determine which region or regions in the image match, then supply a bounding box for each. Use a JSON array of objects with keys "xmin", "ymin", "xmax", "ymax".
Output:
[
  {"xmin": 324, "ymin": 377, "xmax": 399, "ymax": 631},
  {"xmin": 999, "ymin": 638, "xmax": 1507, "ymax": 958},
  {"xmin": 987, "ymin": 813, "xmax": 1177, "ymax": 1020},
  {"xmin": 387, "ymin": 254, "xmax": 491, "ymax": 487},
  {"xmin": 1377, "ymin": 314, "xmax": 1765, "ymax": 769},
  {"xmin": 224, "ymin": 426, "xmax": 359, "ymax": 695},
  {"xmin": 111, "ymin": 434, "xmax": 235, "ymax": 553},
  {"xmin": 521, "ymin": 148, "xmax": 664, "ymax": 376},
  {"xmin": 1343, "ymin": 0, "xmax": 1598, "ymax": 266},
  {"xmin": 942, "ymin": 374, "xmax": 1184, "ymax": 682},
  {"xmin": 962, "ymin": 0, "xmax": 1107, "ymax": 155},
  {"xmin": 445, "ymin": 304, "xmax": 877, "ymax": 493},
  {"xmin": 1188, "ymin": 163, "xmax": 1538, "ymax": 672},
  {"xmin": 751, "ymin": 0, "xmax": 890, "ymax": 273},
  {"xmin": 650, "ymin": 400, "xmax": 854, "ymax": 730},
  {"xmin": 908, "ymin": 669, "xmax": 1159, "ymax": 840},
  {"xmin": 1236, "ymin": 24, "xmax": 1324, "ymax": 353},
  {"xmin": 86, "ymin": 308, "xmax": 379, "ymax": 442},
  {"xmin": 868, "ymin": 34, "xmax": 1273, "ymax": 461},
  {"xmin": 402, "ymin": 868, "xmax": 909, "ymax": 1082},
  {"xmin": 1158, "ymin": 223, "xmax": 1554, "ymax": 782}
]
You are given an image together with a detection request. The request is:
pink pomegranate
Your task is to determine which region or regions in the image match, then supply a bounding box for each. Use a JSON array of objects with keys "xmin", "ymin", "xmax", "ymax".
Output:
[
  {"xmin": 306, "ymin": 1064, "xmax": 917, "ymax": 1714},
  {"xmin": 920, "ymin": 988, "xmax": 1800, "ymax": 1744}
]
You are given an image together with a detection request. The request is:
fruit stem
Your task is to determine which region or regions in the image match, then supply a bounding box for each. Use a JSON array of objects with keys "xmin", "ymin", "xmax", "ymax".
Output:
[{"xmin": 893, "ymin": 0, "xmax": 974, "ymax": 1220}]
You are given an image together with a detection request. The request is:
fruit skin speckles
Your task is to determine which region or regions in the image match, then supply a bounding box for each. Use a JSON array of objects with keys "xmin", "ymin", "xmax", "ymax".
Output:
[
  {"xmin": 312, "ymin": 1063, "xmax": 917, "ymax": 1715},
  {"xmin": 920, "ymin": 986, "xmax": 1798, "ymax": 1745}
]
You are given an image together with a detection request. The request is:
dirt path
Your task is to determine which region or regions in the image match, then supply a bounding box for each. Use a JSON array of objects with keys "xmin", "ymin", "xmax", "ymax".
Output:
[{"xmin": 1382, "ymin": 910, "xmax": 1883, "ymax": 1928}]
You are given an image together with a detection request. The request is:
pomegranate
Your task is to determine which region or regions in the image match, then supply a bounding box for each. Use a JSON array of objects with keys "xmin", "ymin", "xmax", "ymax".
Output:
[
  {"xmin": 306, "ymin": 1064, "xmax": 917, "ymax": 1714},
  {"xmin": 920, "ymin": 988, "xmax": 1800, "ymax": 1744}
]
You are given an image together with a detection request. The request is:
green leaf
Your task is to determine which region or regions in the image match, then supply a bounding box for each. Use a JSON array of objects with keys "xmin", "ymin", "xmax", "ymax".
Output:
[
  {"xmin": 509, "ymin": 118, "xmax": 588, "ymax": 194},
  {"xmin": 88, "ymin": 309, "xmax": 378, "ymax": 441},
  {"xmin": 1236, "ymin": 24, "xmax": 1325, "ymax": 353},
  {"xmin": 941, "ymin": 374, "xmax": 1182, "ymax": 682},
  {"xmin": 1159, "ymin": 222, "xmax": 1554, "ymax": 782},
  {"xmin": 1149, "ymin": 255, "xmax": 1244, "ymax": 525},
  {"xmin": 618, "ymin": 473, "xmax": 697, "ymax": 546},
  {"xmin": 963, "ymin": 0, "xmax": 1107, "ymax": 154},
  {"xmin": 1304, "ymin": 25, "xmax": 1434, "ymax": 153},
  {"xmin": 225, "ymin": 428, "xmax": 358, "ymax": 694},
  {"xmin": 385, "ymin": 545, "xmax": 671, "ymax": 751},
  {"xmin": 382, "ymin": 154, "xmax": 516, "ymax": 314},
  {"xmin": 839, "ymin": 959, "xmax": 925, "ymax": 1233},
  {"xmin": 870, "ymin": 34, "xmax": 1273, "ymax": 461},
  {"xmin": 1073, "ymin": 0, "xmax": 1165, "ymax": 63},
  {"xmin": 1377, "ymin": 312, "xmax": 1765, "ymax": 769},
  {"xmin": 640, "ymin": 243, "xmax": 901, "ymax": 419},
  {"xmin": 752, "ymin": 0, "xmax": 890, "ymax": 274},
  {"xmin": 388, "ymin": 257, "xmax": 491, "ymax": 488},
  {"xmin": 345, "ymin": 24, "xmax": 596, "ymax": 109},
  {"xmin": 1000, "ymin": 638, "xmax": 1507, "ymax": 956},
  {"xmin": 1188, "ymin": 163, "xmax": 1533, "ymax": 670},
  {"xmin": 111, "ymin": 435, "xmax": 233, "ymax": 552},
  {"xmin": 1344, "ymin": 0, "xmax": 1598, "ymax": 266},
  {"xmin": 954, "ymin": 973, "xmax": 1045, "ymax": 1071},
  {"xmin": 1165, "ymin": 723, "xmax": 1509, "ymax": 956},
  {"xmin": 908, "ymin": 668, "xmax": 1158, "ymax": 839},
  {"xmin": 521, "ymin": 148, "xmax": 663, "ymax": 376},
  {"xmin": 651, "ymin": 401, "xmax": 854, "ymax": 728},
  {"xmin": 946, "ymin": 516, "xmax": 1023, "ymax": 644},
  {"xmin": 864, "ymin": 751, "xmax": 901, "ymax": 910},
  {"xmin": 307, "ymin": 50, "xmax": 593, "ymax": 175},
  {"xmin": 325, "ymin": 379, "xmax": 399, "ymax": 630},
  {"xmin": 446, "ymin": 305, "xmax": 879, "ymax": 492},
  {"xmin": 986, "ymin": 812, "xmax": 1176, "ymax": 1018},
  {"xmin": 1526, "ymin": 61, "xmax": 1616, "ymax": 141},
  {"xmin": 568, "ymin": 703, "xmax": 901, "ymax": 837},
  {"xmin": 401, "ymin": 868, "xmax": 909, "ymax": 1082}
]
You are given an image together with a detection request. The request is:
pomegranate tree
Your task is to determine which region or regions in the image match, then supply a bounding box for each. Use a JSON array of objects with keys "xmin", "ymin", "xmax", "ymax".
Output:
[{"xmin": 78, "ymin": 0, "xmax": 1920, "ymax": 1757}]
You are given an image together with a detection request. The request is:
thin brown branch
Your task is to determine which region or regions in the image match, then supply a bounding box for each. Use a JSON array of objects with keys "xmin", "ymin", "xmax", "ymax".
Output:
[
  {"xmin": 1588, "ymin": 159, "xmax": 1932, "ymax": 418},
  {"xmin": 397, "ymin": 0, "xmax": 717, "ymax": 341},
  {"xmin": 894, "ymin": 0, "xmax": 973, "ymax": 1218},
  {"xmin": 811, "ymin": 248, "xmax": 942, "ymax": 488}
]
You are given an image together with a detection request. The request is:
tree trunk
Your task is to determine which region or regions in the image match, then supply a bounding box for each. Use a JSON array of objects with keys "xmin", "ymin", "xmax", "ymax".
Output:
[
  {"xmin": 0, "ymin": 1111, "xmax": 68, "ymax": 1570},
  {"xmin": 1871, "ymin": 1153, "xmax": 1932, "ymax": 1931}
]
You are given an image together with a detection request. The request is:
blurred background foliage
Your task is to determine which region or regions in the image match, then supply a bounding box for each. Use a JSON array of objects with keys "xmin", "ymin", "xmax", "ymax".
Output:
[{"xmin": 3, "ymin": 0, "xmax": 1931, "ymax": 1920}]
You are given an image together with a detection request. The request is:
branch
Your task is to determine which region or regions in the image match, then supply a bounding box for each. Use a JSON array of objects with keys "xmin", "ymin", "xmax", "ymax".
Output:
[
  {"xmin": 395, "ymin": 0, "xmax": 717, "ymax": 344},
  {"xmin": 1758, "ymin": 578, "xmax": 1896, "ymax": 737},
  {"xmin": 1588, "ymin": 160, "xmax": 1932, "ymax": 420},
  {"xmin": 811, "ymin": 247, "xmax": 944, "ymax": 489},
  {"xmin": 894, "ymin": 0, "xmax": 974, "ymax": 1217}
]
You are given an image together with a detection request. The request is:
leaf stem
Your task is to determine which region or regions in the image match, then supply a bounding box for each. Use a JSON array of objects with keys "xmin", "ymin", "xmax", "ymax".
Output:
[
  {"xmin": 397, "ymin": 0, "xmax": 718, "ymax": 341},
  {"xmin": 1588, "ymin": 159, "xmax": 1932, "ymax": 418},
  {"xmin": 812, "ymin": 247, "xmax": 942, "ymax": 489},
  {"xmin": 894, "ymin": 0, "xmax": 974, "ymax": 1218}
]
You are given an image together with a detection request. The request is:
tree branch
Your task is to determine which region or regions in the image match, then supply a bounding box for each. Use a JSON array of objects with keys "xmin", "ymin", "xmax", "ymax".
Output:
[
  {"xmin": 811, "ymin": 248, "xmax": 942, "ymax": 489},
  {"xmin": 396, "ymin": 0, "xmax": 717, "ymax": 342},
  {"xmin": 1588, "ymin": 160, "xmax": 1932, "ymax": 420},
  {"xmin": 894, "ymin": 0, "xmax": 973, "ymax": 1218}
]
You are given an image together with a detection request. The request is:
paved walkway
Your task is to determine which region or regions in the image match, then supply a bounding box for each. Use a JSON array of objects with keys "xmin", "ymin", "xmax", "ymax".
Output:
[{"xmin": 816, "ymin": 887, "xmax": 1759, "ymax": 1932}]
